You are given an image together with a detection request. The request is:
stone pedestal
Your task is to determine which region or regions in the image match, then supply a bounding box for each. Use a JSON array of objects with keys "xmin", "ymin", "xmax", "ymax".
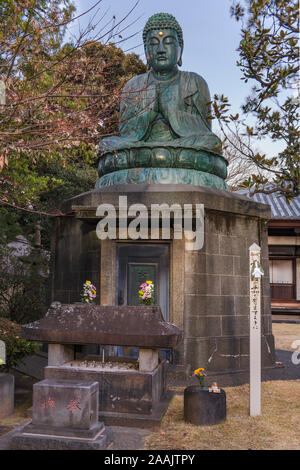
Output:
[
  {"xmin": 11, "ymin": 379, "xmax": 110, "ymax": 450},
  {"xmin": 0, "ymin": 373, "xmax": 14, "ymax": 419},
  {"xmin": 184, "ymin": 385, "xmax": 226, "ymax": 425},
  {"xmin": 49, "ymin": 184, "xmax": 275, "ymax": 382},
  {"xmin": 31, "ymin": 379, "xmax": 99, "ymax": 431}
]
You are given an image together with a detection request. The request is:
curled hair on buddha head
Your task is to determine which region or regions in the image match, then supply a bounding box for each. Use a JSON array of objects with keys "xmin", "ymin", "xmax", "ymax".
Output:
[{"xmin": 143, "ymin": 12, "xmax": 183, "ymax": 67}]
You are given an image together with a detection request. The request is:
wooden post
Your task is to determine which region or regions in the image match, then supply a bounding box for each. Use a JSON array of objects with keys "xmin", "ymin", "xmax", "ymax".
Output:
[{"xmin": 249, "ymin": 243, "xmax": 264, "ymax": 416}]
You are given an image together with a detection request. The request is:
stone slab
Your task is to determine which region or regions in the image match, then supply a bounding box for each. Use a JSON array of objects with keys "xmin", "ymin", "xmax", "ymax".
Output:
[
  {"xmin": 60, "ymin": 185, "xmax": 271, "ymax": 220},
  {"xmin": 0, "ymin": 373, "xmax": 14, "ymax": 419},
  {"xmin": 1, "ymin": 421, "xmax": 146, "ymax": 451},
  {"xmin": 18, "ymin": 420, "xmax": 104, "ymax": 439},
  {"xmin": 10, "ymin": 425, "xmax": 111, "ymax": 450}
]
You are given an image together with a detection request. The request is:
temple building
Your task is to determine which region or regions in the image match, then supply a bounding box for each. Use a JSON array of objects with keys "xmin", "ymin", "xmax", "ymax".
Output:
[{"xmin": 237, "ymin": 189, "xmax": 300, "ymax": 317}]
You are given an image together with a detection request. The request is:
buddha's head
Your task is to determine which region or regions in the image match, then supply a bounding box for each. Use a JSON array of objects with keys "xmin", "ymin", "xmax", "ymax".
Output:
[{"xmin": 143, "ymin": 13, "xmax": 183, "ymax": 74}]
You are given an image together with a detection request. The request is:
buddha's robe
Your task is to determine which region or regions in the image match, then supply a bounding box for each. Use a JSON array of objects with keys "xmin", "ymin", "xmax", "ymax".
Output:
[{"xmin": 99, "ymin": 71, "xmax": 222, "ymax": 155}]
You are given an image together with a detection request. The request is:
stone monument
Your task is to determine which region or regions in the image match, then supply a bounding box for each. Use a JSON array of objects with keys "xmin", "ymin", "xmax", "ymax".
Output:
[
  {"xmin": 23, "ymin": 304, "xmax": 181, "ymax": 425},
  {"xmin": 49, "ymin": 12, "xmax": 275, "ymax": 384},
  {"xmin": 15, "ymin": 304, "xmax": 181, "ymax": 439}
]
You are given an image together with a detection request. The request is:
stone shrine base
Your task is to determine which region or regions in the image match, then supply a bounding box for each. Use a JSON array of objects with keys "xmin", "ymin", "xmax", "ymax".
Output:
[
  {"xmin": 44, "ymin": 360, "xmax": 170, "ymax": 429},
  {"xmin": 10, "ymin": 425, "xmax": 110, "ymax": 450}
]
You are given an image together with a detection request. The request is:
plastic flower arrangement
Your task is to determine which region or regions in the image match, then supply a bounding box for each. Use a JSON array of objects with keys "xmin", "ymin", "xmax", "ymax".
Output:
[
  {"xmin": 81, "ymin": 280, "xmax": 96, "ymax": 303},
  {"xmin": 193, "ymin": 368, "xmax": 207, "ymax": 388},
  {"xmin": 138, "ymin": 280, "xmax": 155, "ymax": 305}
]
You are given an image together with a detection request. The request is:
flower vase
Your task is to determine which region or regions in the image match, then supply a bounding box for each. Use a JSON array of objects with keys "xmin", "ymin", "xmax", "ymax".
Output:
[{"xmin": 184, "ymin": 385, "xmax": 226, "ymax": 426}]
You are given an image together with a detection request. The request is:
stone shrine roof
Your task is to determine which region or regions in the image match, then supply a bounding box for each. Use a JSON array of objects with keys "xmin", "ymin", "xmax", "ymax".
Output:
[{"xmin": 21, "ymin": 303, "xmax": 182, "ymax": 349}]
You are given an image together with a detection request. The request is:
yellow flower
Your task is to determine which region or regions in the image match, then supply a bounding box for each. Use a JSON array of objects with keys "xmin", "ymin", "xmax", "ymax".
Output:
[
  {"xmin": 86, "ymin": 280, "xmax": 91, "ymax": 284},
  {"xmin": 194, "ymin": 367, "xmax": 205, "ymax": 375},
  {"xmin": 146, "ymin": 280, "xmax": 152, "ymax": 284},
  {"xmin": 139, "ymin": 290, "xmax": 144, "ymax": 295}
]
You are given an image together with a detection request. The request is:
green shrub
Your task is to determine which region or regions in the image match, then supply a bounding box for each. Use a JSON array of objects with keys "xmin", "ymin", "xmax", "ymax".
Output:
[
  {"xmin": 0, "ymin": 244, "xmax": 48, "ymax": 324},
  {"xmin": 0, "ymin": 317, "xmax": 37, "ymax": 372}
]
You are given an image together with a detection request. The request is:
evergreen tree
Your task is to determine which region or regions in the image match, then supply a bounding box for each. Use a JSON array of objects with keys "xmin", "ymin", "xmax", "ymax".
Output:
[{"xmin": 214, "ymin": 0, "xmax": 299, "ymax": 199}]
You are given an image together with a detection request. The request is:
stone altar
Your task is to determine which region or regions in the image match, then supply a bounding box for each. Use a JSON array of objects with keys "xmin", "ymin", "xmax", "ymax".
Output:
[{"xmin": 21, "ymin": 303, "xmax": 182, "ymax": 429}]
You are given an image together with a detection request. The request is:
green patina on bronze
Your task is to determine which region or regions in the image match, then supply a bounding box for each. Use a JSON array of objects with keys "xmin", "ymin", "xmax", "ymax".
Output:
[
  {"xmin": 95, "ymin": 168, "xmax": 227, "ymax": 190},
  {"xmin": 96, "ymin": 12, "xmax": 228, "ymax": 190},
  {"xmin": 98, "ymin": 148, "xmax": 227, "ymax": 179},
  {"xmin": 143, "ymin": 12, "xmax": 184, "ymax": 49}
]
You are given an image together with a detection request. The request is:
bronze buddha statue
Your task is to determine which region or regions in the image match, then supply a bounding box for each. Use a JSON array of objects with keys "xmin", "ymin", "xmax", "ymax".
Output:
[{"xmin": 96, "ymin": 13, "xmax": 227, "ymax": 190}]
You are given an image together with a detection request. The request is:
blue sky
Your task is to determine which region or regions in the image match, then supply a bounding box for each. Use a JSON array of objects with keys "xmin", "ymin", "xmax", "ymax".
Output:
[{"xmin": 71, "ymin": 0, "xmax": 284, "ymax": 157}]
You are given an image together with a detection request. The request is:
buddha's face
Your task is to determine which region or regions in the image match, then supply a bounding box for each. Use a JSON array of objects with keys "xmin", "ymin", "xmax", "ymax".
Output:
[{"xmin": 145, "ymin": 28, "xmax": 182, "ymax": 73}]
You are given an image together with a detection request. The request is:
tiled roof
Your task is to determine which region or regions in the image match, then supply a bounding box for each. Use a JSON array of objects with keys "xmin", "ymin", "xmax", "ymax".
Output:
[{"xmin": 235, "ymin": 189, "xmax": 300, "ymax": 219}]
